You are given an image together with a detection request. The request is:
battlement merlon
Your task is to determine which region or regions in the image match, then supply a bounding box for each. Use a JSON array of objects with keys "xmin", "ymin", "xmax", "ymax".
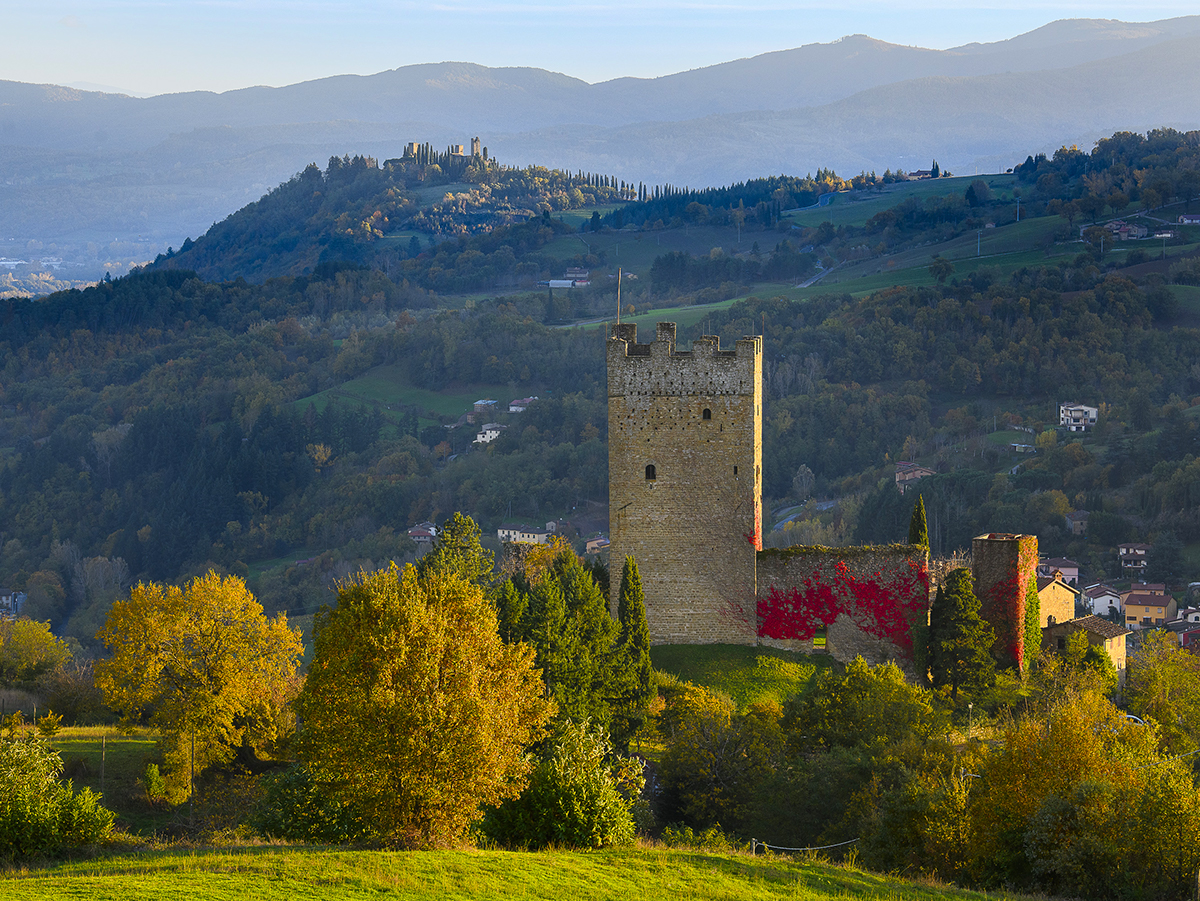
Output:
[{"xmin": 607, "ymin": 323, "xmax": 762, "ymax": 397}]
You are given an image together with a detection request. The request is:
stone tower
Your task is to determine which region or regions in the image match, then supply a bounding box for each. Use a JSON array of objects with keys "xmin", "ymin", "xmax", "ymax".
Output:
[
  {"xmin": 607, "ymin": 322, "xmax": 762, "ymax": 644},
  {"xmin": 972, "ymin": 532, "xmax": 1039, "ymax": 670}
]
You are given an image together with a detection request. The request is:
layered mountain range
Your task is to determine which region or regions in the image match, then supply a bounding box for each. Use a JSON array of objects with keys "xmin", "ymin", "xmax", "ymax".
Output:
[{"xmin": 3, "ymin": 15, "xmax": 1200, "ymax": 248}]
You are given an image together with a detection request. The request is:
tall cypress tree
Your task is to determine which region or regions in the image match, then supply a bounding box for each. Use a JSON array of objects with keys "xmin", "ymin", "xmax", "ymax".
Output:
[
  {"xmin": 928, "ymin": 568, "xmax": 995, "ymax": 701},
  {"xmin": 616, "ymin": 556, "xmax": 655, "ymax": 731},
  {"xmin": 908, "ymin": 495, "xmax": 929, "ymax": 549}
]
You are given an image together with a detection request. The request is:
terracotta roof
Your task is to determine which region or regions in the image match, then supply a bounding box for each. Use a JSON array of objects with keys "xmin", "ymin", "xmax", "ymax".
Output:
[
  {"xmin": 1125, "ymin": 593, "xmax": 1170, "ymax": 606},
  {"xmin": 1038, "ymin": 575, "xmax": 1072, "ymax": 591},
  {"xmin": 1066, "ymin": 615, "xmax": 1130, "ymax": 639}
]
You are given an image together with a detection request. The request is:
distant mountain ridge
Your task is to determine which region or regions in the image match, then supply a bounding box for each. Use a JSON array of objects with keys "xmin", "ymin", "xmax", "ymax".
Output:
[{"xmin": 2, "ymin": 15, "xmax": 1200, "ymax": 249}]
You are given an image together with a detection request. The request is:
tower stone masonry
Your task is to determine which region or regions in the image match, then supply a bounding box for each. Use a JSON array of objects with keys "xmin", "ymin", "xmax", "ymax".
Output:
[
  {"xmin": 972, "ymin": 532, "xmax": 1039, "ymax": 670},
  {"xmin": 607, "ymin": 322, "xmax": 762, "ymax": 643}
]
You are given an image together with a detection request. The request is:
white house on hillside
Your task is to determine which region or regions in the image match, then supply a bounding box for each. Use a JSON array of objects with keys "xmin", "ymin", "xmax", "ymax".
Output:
[{"xmin": 1059, "ymin": 402, "xmax": 1098, "ymax": 432}]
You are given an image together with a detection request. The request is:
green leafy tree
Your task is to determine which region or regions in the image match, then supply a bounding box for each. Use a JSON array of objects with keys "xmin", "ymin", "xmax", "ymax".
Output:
[
  {"xmin": 967, "ymin": 688, "xmax": 1200, "ymax": 897},
  {"xmin": 95, "ymin": 571, "xmax": 303, "ymax": 802},
  {"xmin": 964, "ymin": 179, "xmax": 992, "ymax": 208},
  {"xmin": 928, "ymin": 256, "xmax": 953, "ymax": 285},
  {"xmin": 19, "ymin": 572, "xmax": 67, "ymax": 628},
  {"xmin": 1035, "ymin": 630, "xmax": 1118, "ymax": 700},
  {"xmin": 1023, "ymin": 781, "xmax": 1122, "ymax": 898},
  {"xmin": 659, "ymin": 684, "xmax": 784, "ymax": 829},
  {"xmin": 0, "ymin": 618, "xmax": 71, "ymax": 688},
  {"xmin": 783, "ymin": 657, "xmax": 944, "ymax": 752},
  {"xmin": 252, "ymin": 765, "xmax": 366, "ymax": 844},
  {"xmin": 294, "ymin": 564, "xmax": 554, "ymax": 848},
  {"xmin": 855, "ymin": 740, "xmax": 985, "ymax": 879},
  {"xmin": 1125, "ymin": 630, "xmax": 1200, "ymax": 754},
  {"xmin": 908, "ymin": 495, "xmax": 929, "ymax": 548},
  {"xmin": 418, "ymin": 512, "xmax": 494, "ymax": 585},
  {"xmin": 499, "ymin": 549, "xmax": 627, "ymax": 730},
  {"xmin": 616, "ymin": 556, "xmax": 655, "ymax": 738},
  {"xmin": 0, "ymin": 736, "xmax": 114, "ymax": 857},
  {"xmin": 928, "ymin": 568, "xmax": 995, "ymax": 700},
  {"xmin": 482, "ymin": 719, "xmax": 643, "ymax": 848},
  {"xmin": 1148, "ymin": 531, "xmax": 1183, "ymax": 583}
]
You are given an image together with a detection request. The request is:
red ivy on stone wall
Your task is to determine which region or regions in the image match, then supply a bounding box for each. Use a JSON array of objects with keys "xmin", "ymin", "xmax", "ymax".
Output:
[
  {"xmin": 744, "ymin": 500, "xmax": 763, "ymax": 550},
  {"xmin": 757, "ymin": 559, "xmax": 929, "ymax": 651},
  {"xmin": 983, "ymin": 572, "xmax": 1023, "ymax": 668},
  {"xmin": 979, "ymin": 540, "xmax": 1038, "ymax": 670}
]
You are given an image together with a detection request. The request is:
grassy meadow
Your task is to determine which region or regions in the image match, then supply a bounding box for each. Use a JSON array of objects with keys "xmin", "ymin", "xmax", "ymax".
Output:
[
  {"xmin": 651, "ymin": 644, "xmax": 831, "ymax": 710},
  {"xmin": 0, "ymin": 846, "xmax": 1026, "ymax": 901},
  {"xmin": 782, "ymin": 175, "xmax": 1019, "ymax": 230},
  {"xmin": 47, "ymin": 726, "xmax": 171, "ymax": 835},
  {"xmin": 293, "ymin": 363, "xmax": 518, "ymax": 426}
]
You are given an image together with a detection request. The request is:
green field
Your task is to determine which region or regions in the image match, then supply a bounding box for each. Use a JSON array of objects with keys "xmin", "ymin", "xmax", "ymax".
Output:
[
  {"xmin": 542, "ymin": 224, "xmax": 758, "ymax": 276},
  {"xmin": 557, "ymin": 204, "xmax": 624, "ymax": 229},
  {"xmin": 0, "ymin": 846, "xmax": 1019, "ymax": 901},
  {"xmin": 783, "ymin": 175, "xmax": 1018, "ymax": 230},
  {"xmin": 294, "ymin": 364, "xmax": 515, "ymax": 423},
  {"xmin": 650, "ymin": 644, "xmax": 831, "ymax": 710},
  {"xmin": 1170, "ymin": 283, "xmax": 1200, "ymax": 316},
  {"xmin": 48, "ymin": 727, "xmax": 168, "ymax": 835}
]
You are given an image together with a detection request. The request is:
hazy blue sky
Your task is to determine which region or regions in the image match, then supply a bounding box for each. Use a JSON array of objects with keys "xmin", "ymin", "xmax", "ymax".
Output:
[{"xmin": 3, "ymin": 2, "xmax": 1196, "ymax": 95}]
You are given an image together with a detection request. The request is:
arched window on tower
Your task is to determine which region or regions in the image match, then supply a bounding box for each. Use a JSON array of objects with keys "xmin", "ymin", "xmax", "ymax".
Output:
[
  {"xmin": 702, "ymin": 408, "xmax": 711, "ymax": 420},
  {"xmin": 645, "ymin": 464, "xmax": 656, "ymax": 480}
]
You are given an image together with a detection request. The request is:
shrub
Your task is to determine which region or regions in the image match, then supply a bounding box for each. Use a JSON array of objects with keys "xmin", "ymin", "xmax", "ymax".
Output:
[
  {"xmin": 0, "ymin": 737, "xmax": 114, "ymax": 858},
  {"xmin": 1169, "ymin": 257, "xmax": 1200, "ymax": 285},
  {"xmin": 141, "ymin": 763, "xmax": 167, "ymax": 806},
  {"xmin": 37, "ymin": 663, "xmax": 110, "ymax": 726},
  {"xmin": 659, "ymin": 686, "xmax": 784, "ymax": 831},
  {"xmin": 251, "ymin": 765, "xmax": 365, "ymax": 844},
  {"xmin": 482, "ymin": 720, "xmax": 642, "ymax": 849},
  {"xmin": 660, "ymin": 823, "xmax": 739, "ymax": 852}
]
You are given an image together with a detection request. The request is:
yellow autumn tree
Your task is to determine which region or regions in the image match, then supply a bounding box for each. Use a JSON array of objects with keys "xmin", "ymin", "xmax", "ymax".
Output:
[
  {"xmin": 522, "ymin": 534, "xmax": 575, "ymax": 581},
  {"xmin": 295, "ymin": 563, "xmax": 554, "ymax": 848},
  {"xmin": 95, "ymin": 571, "xmax": 302, "ymax": 802}
]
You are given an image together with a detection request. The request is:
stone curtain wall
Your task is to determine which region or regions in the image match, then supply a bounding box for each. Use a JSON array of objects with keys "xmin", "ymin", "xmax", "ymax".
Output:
[
  {"xmin": 756, "ymin": 544, "xmax": 931, "ymax": 673},
  {"xmin": 971, "ymin": 533, "xmax": 1039, "ymax": 671},
  {"xmin": 607, "ymin": 322, "xmax": 763, "ymax": 644}
]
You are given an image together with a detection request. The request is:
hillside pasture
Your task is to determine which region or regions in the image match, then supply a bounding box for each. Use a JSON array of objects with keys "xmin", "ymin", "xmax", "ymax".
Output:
[
  {"xmin": 0, "ymin": 846, "xmax": 1014, "ymax": 901},
  {"xmin": 650, "ymin": 644, "xmax": 831, "ymax": 710},
  {"xmin": 783, "ymin": 174, "xmax": 1018, "ymax": 230},
  {"xmin": 557, "ymin": 204, "xmax": 624, "ymax": 229},
  {"xmin": 541, "ymin": 223, "xmax": 760, "ymax": 277},
  {"xmin": 294, "ymin": 364, "xmax": 516, "ymax": 423},
  {"xmin": 47, "ymin": 727, "xmax": 169, "ymax": 835}
]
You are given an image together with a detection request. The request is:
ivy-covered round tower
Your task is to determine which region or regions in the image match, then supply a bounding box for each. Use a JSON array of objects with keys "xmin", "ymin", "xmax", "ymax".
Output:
[
  {"xmin": 971, "ymin": 532, "xmax": 1040, "ymax": 671},
  {"xmin": 607, "ymin": 322, "xmax": 762, "ymax": 643}
]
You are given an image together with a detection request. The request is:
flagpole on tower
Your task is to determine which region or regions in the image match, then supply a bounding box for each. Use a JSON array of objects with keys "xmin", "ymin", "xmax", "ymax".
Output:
[{"xmin": 616, "ymin": 267, "xmax": 622, "ymax": 328}]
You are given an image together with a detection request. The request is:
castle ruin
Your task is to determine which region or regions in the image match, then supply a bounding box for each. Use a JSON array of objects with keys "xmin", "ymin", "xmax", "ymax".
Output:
[
  {"xmin": 608, "ymin": 321, "xmax": 1030, "ymax": 672},
  {"xmin": 607, "ymin": 322, "xmax": 762, "ymax": 643}
]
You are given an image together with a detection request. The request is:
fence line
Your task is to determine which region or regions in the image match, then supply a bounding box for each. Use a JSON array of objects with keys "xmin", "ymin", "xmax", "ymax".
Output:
[{"xmin": 751, "ymin": 837, "xmax": 859, "ymax": 854}]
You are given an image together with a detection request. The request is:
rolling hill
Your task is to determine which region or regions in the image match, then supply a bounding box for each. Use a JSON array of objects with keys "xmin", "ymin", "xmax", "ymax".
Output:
[{"xmin": 3, "ymin": 15, "xmax": 1200, "ymax": 255}]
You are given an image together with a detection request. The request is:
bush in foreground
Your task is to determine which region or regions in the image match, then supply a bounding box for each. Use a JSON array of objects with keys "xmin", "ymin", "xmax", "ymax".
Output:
[
  {"xmin": 0, "ymin": 735, "xmax": 114, "ymax": 858},
  {"xmin": 483, "ymin": 719, "xmax": 643, "ymax": 849}
]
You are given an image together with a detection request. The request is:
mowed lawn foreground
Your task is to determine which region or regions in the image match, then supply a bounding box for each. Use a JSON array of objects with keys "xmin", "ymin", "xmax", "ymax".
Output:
[{"xmin": 0, "ymin": 847, "xmax": 1022, "ymax": 901}]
